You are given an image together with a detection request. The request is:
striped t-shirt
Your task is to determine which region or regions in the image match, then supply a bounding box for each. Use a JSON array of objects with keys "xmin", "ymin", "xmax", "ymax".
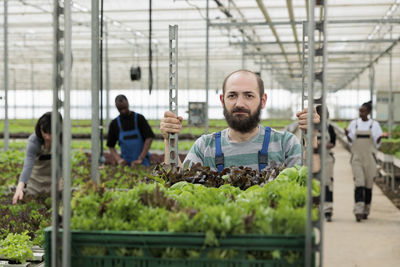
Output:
[{"xmin": 183, "ymin": 125, "xmax": 302, "ymax": 171}]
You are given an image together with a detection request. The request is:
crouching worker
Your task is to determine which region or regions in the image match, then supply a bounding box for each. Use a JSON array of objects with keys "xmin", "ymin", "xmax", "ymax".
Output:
[{"xmin": 12, "ymin": 112, "xmax": 62, "ymax": 204}]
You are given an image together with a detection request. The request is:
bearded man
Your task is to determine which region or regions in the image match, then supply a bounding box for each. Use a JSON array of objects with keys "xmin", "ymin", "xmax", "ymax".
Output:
[{"xmin": 160, "ymin": 69, "xmax": 319, "ymax": 171}]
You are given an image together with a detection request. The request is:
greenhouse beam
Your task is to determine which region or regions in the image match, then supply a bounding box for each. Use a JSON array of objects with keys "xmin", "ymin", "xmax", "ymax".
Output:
[
  {"xmin": 51, "ymin": 0, "xmax": 63, "ymax": 266},
  {"xmin": 3, "ymin": 0, "xmax": 9, "ymax": 150},
  {"xmin": 209, "ymin": 18, "xmax": 400, "ymax": 27},
  {"xmin": 62, "ymin": 0, "xmax": 72, "ymax": 266}
]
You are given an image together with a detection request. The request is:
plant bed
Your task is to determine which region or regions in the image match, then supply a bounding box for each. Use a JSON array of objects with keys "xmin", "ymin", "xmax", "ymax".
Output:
[
  {"xmin": 43, "ymin": 165, "xmax": 319, "ymax": 266},
  {"xmin": 44, "ymin": 228, "xmax": 314, "ymax": 267},
  {"xmin": 0, "ymin": 232, "xmax": 33, "ymax": 266},
  {"xmin": 0, "ymin": 193, "xmax": 51, "ymax": 246},
  {"xmin": 379, "ymin": 138, "xmax": 400, "ymax": 155},
  {"xmin": 375, "ymin": 176, "xmax": 400, "ymax": 210}
]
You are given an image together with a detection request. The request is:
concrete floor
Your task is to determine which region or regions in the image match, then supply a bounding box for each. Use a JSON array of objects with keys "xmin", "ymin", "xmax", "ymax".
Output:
[{"xmin": 323, "ymin": 142, "xmax": 400, "ymax": 267}]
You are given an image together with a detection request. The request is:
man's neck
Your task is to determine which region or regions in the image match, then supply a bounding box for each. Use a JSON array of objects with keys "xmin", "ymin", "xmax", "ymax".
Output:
[{"xmin": 228, "ymin": 125, "xmax": 259, "ymax": 142}]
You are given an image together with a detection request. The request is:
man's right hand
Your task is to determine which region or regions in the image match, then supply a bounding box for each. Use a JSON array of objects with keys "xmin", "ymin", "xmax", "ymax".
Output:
[
  {"xmin": 160, "ymin": 111, "xmax": 183, "ymax": 140},
  {"xmin": 12, "ymin": 181, "xmax": 25, "ymax": 205}
]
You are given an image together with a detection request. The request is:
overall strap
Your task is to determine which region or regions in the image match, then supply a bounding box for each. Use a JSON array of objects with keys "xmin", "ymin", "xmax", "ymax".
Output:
[
  {"xmin": 258, "ymin": 127, "xmax": 271, "ymax": 172},
  {"xmin": 134, "ymin": 112, "xmax": 138, "ymax": 129},
  {"xmin": 369, "ymin": 119, "xmax": 373, "ymax": 129},
  {"xmin": 215, "ymin": 131, "xmax": 224, "ymax": 173},
  {"xmin": 116, "ymin": 116, "xmax": 122, "ymax": 130}
]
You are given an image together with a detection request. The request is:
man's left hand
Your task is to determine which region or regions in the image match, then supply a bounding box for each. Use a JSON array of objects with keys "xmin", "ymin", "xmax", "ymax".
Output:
[
  {"xmin": 296, "ymin": 107, "xmax": 320, "ymax": 132},
  {"xmin": 130, "ymin": 158, "xmax": 143, "ymax": 166}
]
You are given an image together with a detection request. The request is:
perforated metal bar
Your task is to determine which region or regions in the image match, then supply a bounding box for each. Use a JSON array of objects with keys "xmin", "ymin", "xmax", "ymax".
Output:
[
  {"xmin": 315, "ymin": 1, "xmax": 328, "ymax": 266},
  {"xmin": 304, "ymin": 4, "xmax": 315, "ymax": 264},
  {"xmin": 301, "ymin": 21, "xmax": 308, "ymax": 166},
  {"xmin": 169, "ymin": 25, "xmax": 179, "ymax": 165},
  {"xmin": 303, "ymin": 1, "xmax": 328, "ymax": 266}
]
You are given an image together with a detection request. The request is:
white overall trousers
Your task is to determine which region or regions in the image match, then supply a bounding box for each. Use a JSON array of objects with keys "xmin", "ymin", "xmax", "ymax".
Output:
[
  {"xmin": 351, "ymin": 122, "xmax": 377, "ymax": 216},
  {"xmin": 26, "ymin": 145, "xmax": 52, "ymax": 195}
]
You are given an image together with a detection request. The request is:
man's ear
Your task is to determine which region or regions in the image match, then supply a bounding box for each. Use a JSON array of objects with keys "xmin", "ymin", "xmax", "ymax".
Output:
[
  {"xmin": 261, "ymin": 93, "xmax": 267, "ymax": 109},
  {"xmin": 220, "ymin": 94, "xmax": 224, "ymax": 107}
]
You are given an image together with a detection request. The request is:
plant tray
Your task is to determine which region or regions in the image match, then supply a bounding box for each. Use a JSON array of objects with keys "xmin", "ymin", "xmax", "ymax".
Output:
[{"xmin": 44, "ymin": 227, "xmax": 315, "ymax": 267}]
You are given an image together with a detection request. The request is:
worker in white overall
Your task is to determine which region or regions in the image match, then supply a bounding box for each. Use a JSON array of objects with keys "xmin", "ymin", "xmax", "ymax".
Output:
[
  {"xmin": 316, "ymin": 105, "xmax": 336, "ymax": 222},
  {"xmin": 345, "ymin": 101, "xmax": 387, "ymax": 222}
]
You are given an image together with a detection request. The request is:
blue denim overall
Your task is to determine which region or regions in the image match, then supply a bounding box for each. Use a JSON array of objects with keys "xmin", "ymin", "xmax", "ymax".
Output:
[
  {"xmin": 215, "ymin": 126, "xmax": 271, "ymax": 173},
  {"xmin": 117, "ymin": 113, "xmax": 151, "ymax": 166}
]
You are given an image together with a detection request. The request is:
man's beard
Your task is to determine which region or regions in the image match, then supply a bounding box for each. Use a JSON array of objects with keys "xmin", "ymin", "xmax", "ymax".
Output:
[{"xmin": 223, "ymin": 103, "xmax": 262, "ymax": 133}]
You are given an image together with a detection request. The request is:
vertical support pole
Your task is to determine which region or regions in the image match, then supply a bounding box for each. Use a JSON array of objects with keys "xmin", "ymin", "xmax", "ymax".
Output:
[
  {"xmin": 62, "ymin": 1, "xmax": 72, "ymax": 266},
  {"xmin": 270, "ymin": 68, "xmax": 274, "ymax": 119},
  {"xmin": 99, "ymin": 0, "xmax": 105, "ymax": 165},
  {"xmin": 13, "ymin": 70, "xmax": 16, "ymax": 119},
  {"xmin": 186, "ymin": 60, "xmax": 190, "ymax": 90},
  {"xmin": 318, "ymin": 2, "xmax": 328, "ymax": 266},
  {"xmin": 301, "ymin": 20, "xmax": 308, "ymax": 166},
  {"xmin": 369, "ymin": 66, "xmax": 375, "ymax": 119},
  {"xmin": 156, "ymin": 44, "xmax": 160, "ymax": 122},
  {"xmin": 241, "ymin": 32, "xmax": 245, "ymax": 69},
  {"xmin": 305, "ymin": 2, "xmax": 315, "ymax": 264},
  {"xmin": 149, "ymin": 0, "xmax": 153, "ymax": 94},
  {"xmin": 357, "ymin": 77, "xmax": 360, "ymax": 108},
  {"xmin": 303, "ymin": 2, "xmax": 328, "ymax": 266},
  {"xmin": 205, "ymin": 0, "xmax": 210, "ymax": 134},
  {"xmin": 105, "ymin": 22, "xmax": 110, "ymax": 130},
  {"xmin": 3, "ymin": 0, "xmax": 9, "ymax": 150},
  {"xmin": 169, "ymin": 25, "xmax": 179, "ymax": 165},
  {"xmin": 31, "ymin": 61, "xmax": 35, "ymax": 123},
  {"xmin": 388, "ymin": 27, "xmax": 393, "ymax": 138},
  {"xmin": 51, "ymin": 1, "xmax": 63, "ymax": 266},
  {"xmin": 91, "ymin": 0, "xmax": 100, "ymax": 183}
]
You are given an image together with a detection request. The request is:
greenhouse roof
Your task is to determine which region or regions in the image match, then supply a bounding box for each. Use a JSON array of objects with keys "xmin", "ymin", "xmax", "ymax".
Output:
[{"xmin": 0, "ymin": 0, "xmax": 399, "ymax": 93}]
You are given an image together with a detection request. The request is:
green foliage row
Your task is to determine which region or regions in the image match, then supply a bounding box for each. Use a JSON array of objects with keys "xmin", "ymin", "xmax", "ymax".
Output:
[
  {"xmin": 333, "ymin": 120, "xmax": 349, "ymax": 129},
  {"xmin": 379, "ymin": 138, "xmax": 400, "ymax": 155},
  {"xmin": 0, "ymin": 193, "xmax": 51, "ymax": 248},
  {"xmin": 71, "ymin": 165, "xmax": 319, "ymax": 242},
  {"xmin": 381, "ymin": 125, "xmax": 400, "ymax": 139},
  {"xmin": 0, "ymin": 150, "xmax": 25, "ymax": 187},
  {"xmin": 0, "ymin": 139, "xmax": 195, "ymax": 152},
  {"xmin": 0, "ymin": 119, "xmax": 292, "ymax": 136}
]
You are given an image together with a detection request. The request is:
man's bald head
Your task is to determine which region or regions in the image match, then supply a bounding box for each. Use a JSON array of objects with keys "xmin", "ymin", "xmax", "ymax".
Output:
[{"xmin": 222, "ymin": 70, "xmax": 264, "ymax": 97}]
